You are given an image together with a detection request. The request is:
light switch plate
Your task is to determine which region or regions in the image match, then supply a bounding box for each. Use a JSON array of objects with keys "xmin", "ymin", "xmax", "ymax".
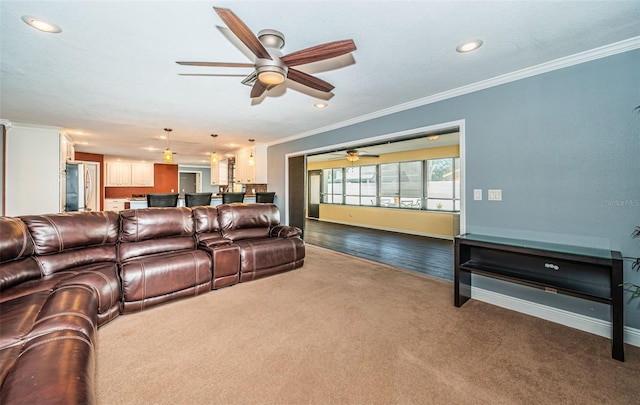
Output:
[
  {"xmin": 488, "ymin": 189, "xmax": 502, "ymax": 201},
  {"xmin": 473, "ymin": 189, "xmax": 482, "ymax": 201}
]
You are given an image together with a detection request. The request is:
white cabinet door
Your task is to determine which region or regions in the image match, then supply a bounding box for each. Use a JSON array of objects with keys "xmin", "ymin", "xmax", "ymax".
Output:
[
  {"xmin": 235, "ymin": 149, "xmax": 248, "ymax": 184},
  {"xmin": 131, "ymin": 163, "xmax": 154, "ymax": 186},
  {"xmin": 211, "ymin": 159, "xmax": 229, "ymax": 185},
  {"xmin": 219, "ymin": 159, "xmax": 229, "ymax": 186},
  {"xmin": 105, "ymin": 162, "xmax": 132, "ymax": 186},
  {"xmin": 210, "ymin": 160, "xmax": 220, "ymax": 185},
  {"xmin": 253, "ymin": 144, "xmax": 267, "ymax": 184}
]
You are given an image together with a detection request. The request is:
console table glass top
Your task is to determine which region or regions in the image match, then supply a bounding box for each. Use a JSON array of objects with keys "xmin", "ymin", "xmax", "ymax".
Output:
[{"xmin": 457, "ymin": 234, "xmax": 612, "ymax": 260}]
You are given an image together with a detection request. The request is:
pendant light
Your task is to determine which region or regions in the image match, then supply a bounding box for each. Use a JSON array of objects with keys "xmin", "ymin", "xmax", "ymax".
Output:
[
  {"xmin": 163, "ymin": 128, "xmax": 173, "ymax": 163},
  {"xmin": 210, "ymin": 134, "xmax": 219, "ymax": 164},
  {"xmin": 248, "ymin": 139, "xmax": 255, "ymax": 167}
]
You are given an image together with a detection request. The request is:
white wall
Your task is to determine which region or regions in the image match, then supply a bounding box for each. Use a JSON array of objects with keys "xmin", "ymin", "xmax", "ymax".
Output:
[{"xmin": 6, "ymin": 124, "xmax": 61, "ymax": 216}]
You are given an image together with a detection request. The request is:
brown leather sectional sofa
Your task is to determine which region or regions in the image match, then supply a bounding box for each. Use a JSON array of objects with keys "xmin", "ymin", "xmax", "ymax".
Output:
[{"xmin": 0, "ymin": 203, "xmax": 304, "ymax": 404}]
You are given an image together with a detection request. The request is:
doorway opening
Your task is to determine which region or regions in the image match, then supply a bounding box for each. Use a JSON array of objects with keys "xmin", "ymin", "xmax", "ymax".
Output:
[
  {"xmin": 286, "ymin": 120, "xmax": 466, "ymax": 238},
  {"xmin": 179, "ymin": 171, "xmax": 201, "ymax": 196}
]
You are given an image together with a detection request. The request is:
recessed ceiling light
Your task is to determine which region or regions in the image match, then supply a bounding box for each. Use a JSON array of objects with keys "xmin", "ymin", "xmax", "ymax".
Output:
[
  {"xmin": 456, "ymin": 39, "xmax": 483, "ymax": 53},
  {"xmin": 314, "ymin": 102, "xmax": 328, "ymax": 109},
  {"xmin": 21, "ymin": 16, "xmax": 61, "ymax": 33}
]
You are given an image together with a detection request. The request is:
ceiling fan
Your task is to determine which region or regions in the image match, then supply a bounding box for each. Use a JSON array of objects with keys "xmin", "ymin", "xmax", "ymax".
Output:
[
  {"xmin": 335, "ymin": 149, "xmax": 380, "ymax": 162},
  {"xmin": 176, "ymin": 6, "xmax": 357, "ymax": 98}
]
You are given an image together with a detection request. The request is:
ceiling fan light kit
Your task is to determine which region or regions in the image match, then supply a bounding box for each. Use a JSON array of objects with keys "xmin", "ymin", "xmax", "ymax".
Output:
[{"xmin": 177, "ymin": 6, "xmax": 356, "ymax": 99}]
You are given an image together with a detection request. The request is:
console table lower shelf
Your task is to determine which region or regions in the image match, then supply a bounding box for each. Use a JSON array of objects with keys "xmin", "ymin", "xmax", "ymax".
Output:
[{"xmin": 454, "ymin": 234, "xmax": 624, "ymax": 362}]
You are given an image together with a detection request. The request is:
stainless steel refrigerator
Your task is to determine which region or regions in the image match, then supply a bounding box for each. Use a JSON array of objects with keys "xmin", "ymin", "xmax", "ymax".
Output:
[{"xmin": 65, "ymin": 162, "xmax": 88, "ymax": 212}]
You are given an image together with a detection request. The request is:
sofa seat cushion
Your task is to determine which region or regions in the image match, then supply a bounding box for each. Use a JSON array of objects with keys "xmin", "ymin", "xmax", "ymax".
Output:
[
  {"xmin": 120, "ymin": 250, "xmax": 212, "ymax": 313},
  {"xmin": 0, "ymin": 285, "xmax": 97, "ymax": 350},
  {"xmin": 0, "ymin": 329, "xmax": 96, "ymax": 405},
  {"xmin": 0, "ymin": 262, "xmax": 120, "ymax": 326},
  {"xmin": 235, "ymin": 237, "xmax": 305, "ymax": 281}
]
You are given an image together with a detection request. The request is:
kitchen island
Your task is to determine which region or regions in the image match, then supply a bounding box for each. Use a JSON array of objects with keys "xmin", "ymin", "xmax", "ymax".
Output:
[{"xmin": 127, "ymin": 196, "xmax": 256, "ymax": 209}]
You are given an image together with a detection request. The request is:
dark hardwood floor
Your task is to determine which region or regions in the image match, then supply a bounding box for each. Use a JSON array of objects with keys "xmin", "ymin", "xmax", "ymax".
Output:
[{"xmin": 303, "ymin": 219, "xmax": 454, "ymax": 281}]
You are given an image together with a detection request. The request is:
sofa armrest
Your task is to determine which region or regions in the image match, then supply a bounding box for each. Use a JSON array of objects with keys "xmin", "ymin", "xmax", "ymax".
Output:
[
  {"xmin": 270, "ymin": 225, "xmax": 302, "ymax": 238},
  {"xmin": 198, "ymin": 237, "xmax": 234, "ymax": 249}
]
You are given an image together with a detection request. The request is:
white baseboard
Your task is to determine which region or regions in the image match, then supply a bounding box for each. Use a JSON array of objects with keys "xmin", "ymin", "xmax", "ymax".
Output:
[{"xmin": 472, "ymin": 286, "xmax": 640, "ymax": 348}]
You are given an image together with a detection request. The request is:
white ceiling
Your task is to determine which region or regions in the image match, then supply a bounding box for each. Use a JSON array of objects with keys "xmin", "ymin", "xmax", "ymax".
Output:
[{"xmin": 2, "ymin": 1, "xmax": 640, "ymax": 166}]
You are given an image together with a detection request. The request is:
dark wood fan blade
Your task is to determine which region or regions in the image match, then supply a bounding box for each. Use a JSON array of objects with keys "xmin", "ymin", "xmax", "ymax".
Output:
[
  {"xmin": 214, "ymin": 7, "xmax": 271, "ymax": 60},
  {"xmin": 176, "ymin": 61, "xmax": 254, "ymax": 68},
  {"xmin": 250, "ymin": 80, "xmax": 269, "ymax": 98},
  {"xmin": 287, "ymin": 68, "xmax": 334, "ymax": 92},
  {"xmin": 282, "ymin": 39, "xmax": 356, "ymax": 67}
]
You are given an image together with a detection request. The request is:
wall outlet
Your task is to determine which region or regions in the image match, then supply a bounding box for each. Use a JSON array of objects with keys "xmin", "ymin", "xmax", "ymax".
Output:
[
  {"xmin": 473, "ymin": 189, "xmax": 482, "ymax": 201},
  {"xmin": 488, "ymin": 189, "xmax": 502, "ymax": 201}
]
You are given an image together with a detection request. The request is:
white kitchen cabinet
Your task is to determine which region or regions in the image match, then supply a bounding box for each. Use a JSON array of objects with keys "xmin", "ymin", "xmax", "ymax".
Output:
[
  {"xmin": 211, "ymin": 159, "xmax": 229, "ymax": 186},
  {"xmin": 235, "ymin": 144, "xmax": 267, "ymax": 184},
  {"xmin": 219, "ymin": 159, "xmax": 229, "ymax": 186},
  {"xmin": 105, "ymin": 162, "xmax": 154, "ymax": 186},
  {"xmin": 131, "ymin": 163, "xmax": 154, "ymax": 186},
  {"xmin": 104, "ymin": 198, "xmax": 126, "ymax": 211},
  {"xmin": 105, "ymin": 162, "xmax": 132, "ymax": 186},
  {"xmin": 234, "ymin": 149, "xmax": 249, "ymax": 184}
]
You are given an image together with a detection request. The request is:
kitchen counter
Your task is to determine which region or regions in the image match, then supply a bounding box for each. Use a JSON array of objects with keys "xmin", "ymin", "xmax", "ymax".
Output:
[{"xmin": 127, "ymin": 196, "xmax": 256, "ymax": 209}]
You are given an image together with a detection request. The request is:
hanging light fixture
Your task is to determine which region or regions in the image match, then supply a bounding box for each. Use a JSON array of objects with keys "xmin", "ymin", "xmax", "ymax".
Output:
[
  {"xmin": 163, "ymin": 128, "xmax": 173, "ymax": 163},
  {"xmin": 248, "ymin": 139, "xmax": 255, "ymax": 167},
  {"xmin": 210, "ymin": 134, "xmax": 219, "ymax": 164},
  {"xmin": 345, "ymin": 150, "xmax": 359, "ymax": 163}
]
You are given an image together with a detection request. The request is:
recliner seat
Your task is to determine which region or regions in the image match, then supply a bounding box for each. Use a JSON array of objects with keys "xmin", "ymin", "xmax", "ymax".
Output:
[
  {"xmin": 217, "ymin": 204, "xmax": 305, "ymax": 281},
  {"xmin": 118, "ymin": 207, "xmax": 212, "ymax": 313}
]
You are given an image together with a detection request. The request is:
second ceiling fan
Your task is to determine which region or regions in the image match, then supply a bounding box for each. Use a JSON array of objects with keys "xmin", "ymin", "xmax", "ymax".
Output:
[{"xmin": 177, "ymin": 6, "xmax": 357, "ymax": 98}]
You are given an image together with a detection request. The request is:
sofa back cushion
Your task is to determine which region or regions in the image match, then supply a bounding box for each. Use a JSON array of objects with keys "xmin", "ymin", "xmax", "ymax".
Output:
[
  {"xmin": 192, "ymin": 206, "xmax": 224, "ymax": 243},
  {"xmin": 192, "ymin": 206, "xmax": 220, "ymax": 234},
  {"xmin": 21, "ymin": 211, "xmax": 120, "ymax": 254},
  {"xmin": 0, "ymin": 217, "xmax": 40, "ymax": 291},
  {"xmin": 118, "ymin": 207, "xmax": 196, "ymax": 262},
  {"xmin": 19, "ymin": 211, "xmax": 120, "ymax": 276},
  {"xmin": 217, "ymin": 203, "xmax": 280, "ymax": 241}
]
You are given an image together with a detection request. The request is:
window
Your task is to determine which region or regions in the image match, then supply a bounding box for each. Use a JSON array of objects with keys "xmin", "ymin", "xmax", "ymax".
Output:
[
  {"xmin": 425, "ymin": 157, "xmax": 460, "ymax": 211},
  {"xmin": 399, "ymin": 161, "xmax": 422, "ymax": 209},
  {"xmin": 320, "ymin": 156, "xmax": 459, "ymax": 213},
  {"xmin": 322, "ymin": 168, "xmax": 343, "ymax": 204},
  {"xmin": 379, "ymin": 163, "xmax": 399, "ymax": 207},
  {"xmin": 345, "ymin": 165, "xmax": 376, "ymax": 206}
]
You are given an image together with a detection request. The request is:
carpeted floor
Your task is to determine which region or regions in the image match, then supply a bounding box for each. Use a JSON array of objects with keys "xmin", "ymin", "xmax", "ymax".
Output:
[{"xmin": 96, "ymin": 245, "xmax": 640, "ymax": 404}]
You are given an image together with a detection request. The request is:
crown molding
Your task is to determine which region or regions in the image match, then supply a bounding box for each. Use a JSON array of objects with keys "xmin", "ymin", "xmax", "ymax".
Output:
[{"xmin": 269, "ymin": 36, "xmax": 640, "ymax": 147}]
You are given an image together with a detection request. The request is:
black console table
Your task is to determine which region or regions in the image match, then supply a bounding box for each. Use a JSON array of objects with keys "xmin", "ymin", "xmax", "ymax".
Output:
[{"xmin": 454, "ymin": 233, "xmax": 624, "ymax": 361}]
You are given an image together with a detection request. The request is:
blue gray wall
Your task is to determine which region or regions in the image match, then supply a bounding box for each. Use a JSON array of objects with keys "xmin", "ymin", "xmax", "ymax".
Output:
[{"xmin": 268, "ymin": 49, "xmax": 640, "ymax": 328}]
